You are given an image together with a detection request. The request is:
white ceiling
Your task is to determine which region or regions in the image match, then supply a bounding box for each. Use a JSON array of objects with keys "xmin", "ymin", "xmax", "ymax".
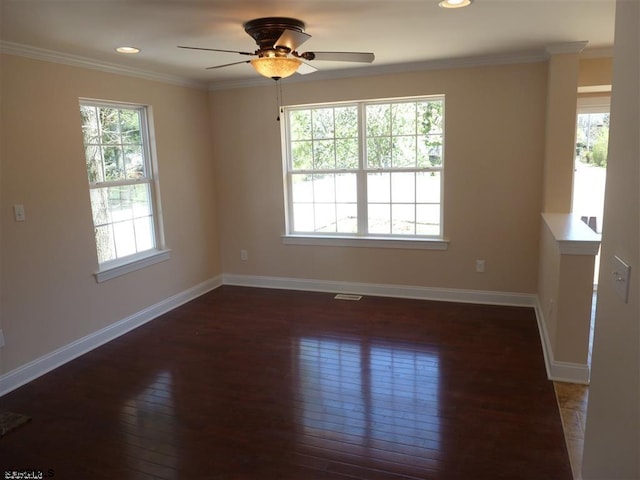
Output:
[{"xmin": 0, "ymin": 0, "xmax": 616, "ymax": 88}]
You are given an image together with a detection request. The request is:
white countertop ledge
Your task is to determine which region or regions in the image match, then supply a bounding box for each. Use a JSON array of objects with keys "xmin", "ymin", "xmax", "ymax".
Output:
[{"xmin": 542, "ymin": 213, "xmax": 601, "ymax": 255}]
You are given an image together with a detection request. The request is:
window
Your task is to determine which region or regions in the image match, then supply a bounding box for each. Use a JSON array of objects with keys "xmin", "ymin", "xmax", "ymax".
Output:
[
  {"xmin": 79, "ymin": 100, "xmax": 168, "ymax": 281},
  {"xmin": 572, "ymin": 96, "xmax": 610, "ymax": 235},
  {"xmin": 282, "ymin": 96, "xmax": 444, "ymax": 245}
]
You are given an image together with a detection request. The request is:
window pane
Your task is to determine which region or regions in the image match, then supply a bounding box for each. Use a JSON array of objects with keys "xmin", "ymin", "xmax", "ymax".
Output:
[
  {"xmin": 290, "ymin": 110, "xmax": 312, "ymax": 141},
  {"xmin": 90, "ymin": 184, "xmax": 155, "ymax": 259},
  {"xmin": 334, "ymin": 107, "xmax": 358, "ymax": 138},
  {"xmin": 293, "ymin": 203, "xmax": 314, "ymax": 232},
  {"xmin": 416, "ymin": 204, "xmax": 441, "ymax": 236},
  {"xmin": 119, "ymin": 109, "xmax": 141, "ymax": 144},
  {"xmin": 312, "ymin": 108, "xmax": 334, "ymax": 139},
  {"xmin": 90, "ymin": 188, "xmax": 112, "ymax": 226},
  {"xmin": 336, "ymin": 203, "xmax": 357, "ymax": 233},
  {"xmin": 335, "ymin": 138, "xmax": 358, "ymax": 170},
  {"xmin": 102, "ymin": 146, "xmax": 124, "ymax": 180},
  {"xmin": 392, "ymin": 136, "xmax": 416, "ymax": 168},
  {"xmin": 367, "ymin": 137, "xmax": 391, "ymax": 169},
  {"xmin": 315, "ymin": 204, "xmax": 336, "ymax": 232},
  {"xmin": 335, "ymin": 173, "xmax": 357, "ymax": 203},
  {"xmin": 392, "ymin": 103, "xmax": 416, "ymax": 135},
  {"xmin": 95, "ymin": 224, "xmax": 115, "ymax": 263},
  {"xmin": 366, "ymin": 104, "xmax": 391, "ymax": 137},
  {"xmin": 418, "ymin": 135, "xmax": 443, "ymax": 167},
  {"xmin": 134, "ymin": 216, "xmax": 154, "ymax": 252},
  {"xmin": 125, "ymin": 145, "xmax": 145, "ymax": 179},
  {"xmin": 292, "ymin": 174, "xmax": 313, "ymax": 202},
  {"xmin": 392, "ymin": 204, "xmax": 415, "ymax": 234},
  {"xmin": 99, "ymin": 108, "xmax": 121, "ymax": 144},
  {"xmin": 80, "ymin": 106, "xmax": 100, "ymax": 144},
  {"xmin": 132, "ymin": 184, "xmax": 152, "ymax": 217},
  {"xmin": 576, "ymin": 112, "xmax": 609, "ymax": 167},
  {"xmin": 368, "ymin": 204, "xmax": 391, "ymax": 234},
  {"xmin": 416, "ymin": 172, "xmax": 441, "ymax": 203},
  {"xmin": 418, "ymin": 101, "xmax": 443, "ymax": 135},
  {"xmin": 313, "ymin": 174, "xmax": 335, "ymax": 203},
  {"xmin": 367, "ymin": 173, "xmax": 390, "ymax": 203},
  {"xmin": 85, "ymin": 145, "xmax": 104, "ymax": 183},
  {"xmin": 292, "ymin": 141, "xmax": 313, "ymax": 170},
  {"xmin": 314, "ymin": 139, "xmax": 335, "ymax": 170},
  {"xmin": 113, "ymin": 220, "xmax": 136, "ymax": 258},
  {"xmin": 109, "ymin": 185, "xmax": 134, "ymax": 223},
  {"xmin": 391, "ymin": 172, "xmax": 415, "ymax": 203}
]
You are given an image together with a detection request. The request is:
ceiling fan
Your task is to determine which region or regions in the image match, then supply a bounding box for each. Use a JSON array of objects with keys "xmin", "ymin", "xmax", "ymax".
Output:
[{"xmin": 178, "ymin": 17, "xmax": 375, "ymax": 80}]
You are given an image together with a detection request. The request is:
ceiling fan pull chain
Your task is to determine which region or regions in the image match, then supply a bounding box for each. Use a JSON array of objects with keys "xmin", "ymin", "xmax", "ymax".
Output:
[{"xmin": 275, "ymin": 79, "xmax": 283, "ymax": 122}]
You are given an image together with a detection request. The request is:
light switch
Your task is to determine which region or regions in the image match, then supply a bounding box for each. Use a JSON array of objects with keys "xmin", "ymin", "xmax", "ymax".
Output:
[
  {"xmin": 13, "ymin": 204, "xmax": 26, "ymax": 222},
  {"xmin": 612, "ymin": 255, "xmax": 631, "ymax": 303}
]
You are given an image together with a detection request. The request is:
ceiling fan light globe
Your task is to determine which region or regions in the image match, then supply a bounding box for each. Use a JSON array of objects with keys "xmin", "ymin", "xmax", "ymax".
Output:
[{"xmin": 250, "ymin": 57, "xmax": 301, "ymax": 79}]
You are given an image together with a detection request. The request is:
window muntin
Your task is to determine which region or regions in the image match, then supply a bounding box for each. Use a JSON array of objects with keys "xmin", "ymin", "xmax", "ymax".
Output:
[
  {"xmin": 284, "ymin": 96, "xmax": 444, "ymax": 239},
  {"xmin": 80, "ymin": 101, "xmax": 161, "ymax": 265}
]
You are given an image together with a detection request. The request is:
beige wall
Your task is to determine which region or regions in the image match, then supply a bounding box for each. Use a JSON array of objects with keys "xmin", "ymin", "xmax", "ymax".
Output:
[
  {"xmin": 542, "ymin": 52, "xmax": 581, "ymax": 213},
  {"xmin": 555, "ymin": 253, "xmax": 596, "ymax": 363},
  {"xmin": 578, "ymin": 56, "xmax": 613, "ymax": 88},
  {"xmin": 582, "ymin": 0, "xmax": 639, "ymax": 476},
  {"xmin": 212, "ymin": 62, "xmax": 547, "ymax": 294},
  {"xmin": 538, "ymin": 222, "xmax": 561, "ymax": 348},
  {"xmin": 0, "ymin": 54, "xmax": 220, "ymax": 374}
]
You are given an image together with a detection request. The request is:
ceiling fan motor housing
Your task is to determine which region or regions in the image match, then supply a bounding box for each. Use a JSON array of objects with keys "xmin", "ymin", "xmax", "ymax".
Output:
[{"xmin": 243, "ymin": 17, "xmax": 306, "ymax": 55}]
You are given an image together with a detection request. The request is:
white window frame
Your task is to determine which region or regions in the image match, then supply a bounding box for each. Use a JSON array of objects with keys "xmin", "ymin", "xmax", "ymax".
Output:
[
  {"xmin": 281, "ymin": 96, "xmax": 448, "ymax": 250},
  {"xmin": 79, "ymin": 99, "xmax": 170, "ymax": 282}
]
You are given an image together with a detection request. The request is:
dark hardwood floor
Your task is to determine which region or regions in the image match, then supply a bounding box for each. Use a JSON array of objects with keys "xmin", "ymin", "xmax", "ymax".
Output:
[{"xmin": 0, "ymin": 286, "xmax": 572, "ymax": 479}]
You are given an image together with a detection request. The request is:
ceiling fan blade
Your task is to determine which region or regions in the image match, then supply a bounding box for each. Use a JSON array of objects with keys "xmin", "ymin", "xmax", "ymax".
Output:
[
  {"xmin": 296, "ymin": 62, "xmax": 318, "ymax": 75},
  {"xmin": 205, "ymin": 60, "xmax": 251, "ymax": 70},
  {"xmin": 178, "ymin": 46, "xmax": 255, "ymax": 56},
  {"xmin": 304, "ymin": 51, "xmax": 375, "ymax": 63},
  {"xmin": 275, "ymin": 29, "xmax": 311, "ymax": 51}
]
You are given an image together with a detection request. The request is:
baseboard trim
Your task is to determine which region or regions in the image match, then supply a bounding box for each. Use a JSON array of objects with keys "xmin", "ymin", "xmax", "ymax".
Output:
[
  {"xmin": 533, "ymin": 297, "xmax": 591, "ymax": 385},
  {"xmin": 222, "ymin": 273, "xmax": 537, "ymax": 307},
  {"xmin": 0, "ymin": 275, "xmax": 223, "ymax": 397}
]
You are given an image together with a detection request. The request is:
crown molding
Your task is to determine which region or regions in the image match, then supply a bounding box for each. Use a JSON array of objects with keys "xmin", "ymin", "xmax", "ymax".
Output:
[
  {"xmin": 208, "ymin": 48, "xmax": 549, "ymax": 91},
  {"xmin": 0, "ymin": 41, "xmax": 208, "ymax": 90},
  {"xmin": 0, "ymin": 40, "xmax": 579, "ymax": 93},
  {"xmin": 545, "ymin": 41, "xmax": 589, "ymax": 57},
  {"xmin": 580, "ymin": 46, "xmax": 614, "ymax": 59}
]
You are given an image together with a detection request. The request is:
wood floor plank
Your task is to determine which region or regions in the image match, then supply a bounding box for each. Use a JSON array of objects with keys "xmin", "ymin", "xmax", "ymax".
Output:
[{"xmin": 0, "ymin": 286, "xmax": 571, "ymax": 479}]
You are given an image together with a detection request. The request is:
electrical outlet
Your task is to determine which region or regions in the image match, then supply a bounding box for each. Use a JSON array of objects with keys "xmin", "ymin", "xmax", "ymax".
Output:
[
  {"xmin": 241, "ymin": 249, "xmax": 248, "ymax": 261},
  {"xmin": 475, "ymin": 259, "xmax": 486, "ymax": 273}
]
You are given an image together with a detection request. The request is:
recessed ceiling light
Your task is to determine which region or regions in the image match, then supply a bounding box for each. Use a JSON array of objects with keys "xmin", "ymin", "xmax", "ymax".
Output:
[
  {"xmin": 115, "ymin": 46, "xmax": 140, "ymax": 54},
  {"xmin": 439, "ymin": 0, "xmax": 472, "ymax": 8}
]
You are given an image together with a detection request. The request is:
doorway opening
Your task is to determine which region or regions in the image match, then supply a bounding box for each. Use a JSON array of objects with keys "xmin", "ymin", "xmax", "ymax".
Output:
[{"xmin": 571, "ymin": 95, "xmax": 609, "ymax": 364}]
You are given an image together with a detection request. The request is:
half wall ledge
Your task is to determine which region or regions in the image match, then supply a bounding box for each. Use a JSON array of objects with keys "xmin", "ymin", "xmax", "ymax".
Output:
[{"xmin": 541, "ymin": 212, "xmax": 601, "ymax": 255}]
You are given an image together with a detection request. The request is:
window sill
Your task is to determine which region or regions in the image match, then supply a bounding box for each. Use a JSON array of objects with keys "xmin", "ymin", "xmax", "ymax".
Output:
[
  {"xmin": 94, "ymin": 249, "xmax": 171, "ymax": 283},
  {"xmin": 282, "ymin": 235, "xmax": 449, "ymax": 250}
]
